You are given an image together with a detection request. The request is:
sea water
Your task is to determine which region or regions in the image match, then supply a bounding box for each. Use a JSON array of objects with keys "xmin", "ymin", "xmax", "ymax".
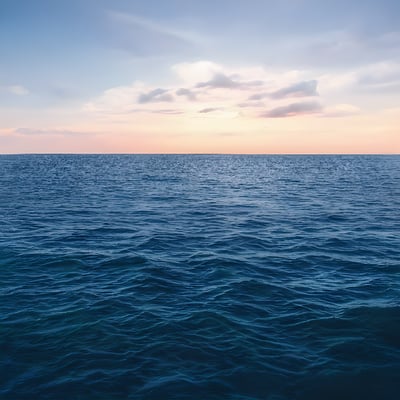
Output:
[{"xmin": 0, "ymin": 155, "xmax": 399, "ymax": 399}]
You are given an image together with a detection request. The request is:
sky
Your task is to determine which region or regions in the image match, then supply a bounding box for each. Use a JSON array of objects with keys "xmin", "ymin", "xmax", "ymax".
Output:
[{"xmin": 0, "ymin": 0, "xmax": 399, "ymax": 153}]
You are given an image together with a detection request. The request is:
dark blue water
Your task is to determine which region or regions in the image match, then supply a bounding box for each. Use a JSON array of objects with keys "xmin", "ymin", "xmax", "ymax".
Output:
[{"xmin": 1, "ymin": 155, "xmax": 399, "ymax": 399}]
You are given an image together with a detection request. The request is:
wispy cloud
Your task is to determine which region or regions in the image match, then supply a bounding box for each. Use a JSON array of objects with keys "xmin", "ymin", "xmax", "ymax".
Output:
[
  {"xmin": 149, "ymin": 109, "xmax": 183, "ymax": 115},
  {"xmin": 270, "ymin": 80, "xmax": 318, "ymax": 99},
  {"xmin": 105, "ymin": 11, "xmax": 204, "ymax": 56},
  {"xmin": 281, "ymin": 29, "xmax": 400, "ymax": 68},
  {"xmin": 48, "ymin": 85, "xmax": 80, "ymax": 100},
  {"xmin": 127, "ymin": 108, "xmax": 183, "ymax": 115},
  {"xmin": 137, "ymin": 88, "xmax": 173, "ymax": 104},
  {"xmin": 248, "ymin": 80, "xmax": 318, "ymax": 101},
  {"xmin": 262, "ymin": 101, "xmax": 322, "ymax": 118},
  {"xmin": 356, "ymin": 62, "xmax": 400, "ymax": 88},
  {"xmin": 318, "ymin": 61, "xmax": 400, "ymax": 94},
  {"xmin": 5, "ymin": 85, "xmax": 29, "ymax": 96},
  {"xmin": 14, "ymin": 128, "xmax": 92, "ymax": 136},
  {"xmin": 198, "ymin": 107, "xmax": 221, "ymax": 113}
]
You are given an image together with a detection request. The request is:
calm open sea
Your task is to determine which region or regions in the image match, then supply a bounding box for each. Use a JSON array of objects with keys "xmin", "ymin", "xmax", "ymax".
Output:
[{"xmin": 0, "ymin": 155, "xmax": 399, "ymax": 399}]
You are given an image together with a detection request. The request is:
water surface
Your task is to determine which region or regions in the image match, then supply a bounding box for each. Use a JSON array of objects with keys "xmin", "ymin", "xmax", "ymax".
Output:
[{"xmin": 1, "ymin": 155, "xmax": 399, "ymax": 399}]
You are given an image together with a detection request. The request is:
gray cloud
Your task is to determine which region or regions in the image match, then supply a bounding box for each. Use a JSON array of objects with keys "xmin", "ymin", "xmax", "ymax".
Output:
[
  {"xmin": 196, "ymin": 73, "xmax": 264, "ymax": 90},
  {"xmin": 151, "ymin": 109, "xmax": 183, "ymax": 115},
  {"xmin": 262, "ymin": 101, "xmax": 322, "ymax": 118},
  {"xmin": 196, "ymin": 73, "xmax": 241, "ymax": 89},
  {"xmin": 248, "ymin": 92, "xmax": 268, "ymax": 101},
  {"xmin": 270, "ymin": 80, "xmax": 318, "ymax": 99},
  {"xmin": 137, "ymin": 88, "xmax": 173, "ymax": 104},
  {"xmin": 248, "ymin": 80, "xmax": 318, "ymax": 101},
  {"xmin": 176, "ymin": 88, "xmax": 197, "ymax": 100},
  {"xmin": 199, "ymin": 107, "xmax": 220, "ymax": 113}
]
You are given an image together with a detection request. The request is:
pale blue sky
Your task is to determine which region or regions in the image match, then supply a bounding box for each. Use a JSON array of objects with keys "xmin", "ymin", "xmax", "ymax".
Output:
[{"xmin": 2, "ymin": 0, "xmax": 399, "ymax": 97}]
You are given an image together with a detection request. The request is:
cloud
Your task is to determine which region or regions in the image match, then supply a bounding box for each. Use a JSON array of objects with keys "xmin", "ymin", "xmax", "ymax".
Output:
[
  {"xmin": 127, "ymin": 107, "xmax": 184, "ymax": 115},
  {"xmin": 248, "ymin": 80, "xmax": 318, "ymax": 101},
  {"xmin": 196, "ymin": 72, "xmax": 242, "ymax": 89},
  {"xmin": 196, "ymin": 72, "xmax": 264, "ymax": 90},
  {"xmin": 150, "ymin": 109, "xmax": 183, "ymax": 115},
  {"xmin": 84, "ymin": 60, "xmax": 352, "ymax": 122},
  {"xmin": 6, "ymin": 85, "xmax": 29, "ymax": 96},
  {"xmin": 14, "ymin": 128, "xmax": 91, "ymax": 136},
  {"xmin": 176, "ymin": 88, "xmax": 196, "ymax": 101},
  {"xmin": 137, "ymin": 88, "xmax": 173, "ymax": 104},
  {"xmin": 172, "ymin": 61, "xmax": 301, "ymax": 88},
  {"xmin": 105, "ymin": 11, "xmax": 203, "ymax": 56},
  {"xmin": 48, "ymin": 85, "xmax": 80, "ymax": 100},
  {"xmin": 238, "ymin": 101, "xmax": 265, "ymax": 108},
  {"xmin": 285, "ymin": 30, "xmax": 400, "ymax": 68},
  {"xmin": 262, "ymin": 101, "xmax": 322, "ymax": 118},
  {"xmin": 172, "ymin": 61, "xmax": 223, "ymax": 84},
  {"xmin": 198, "ymin": 107, "xmax": 221, "ymax": 113},
  {"xmin": 248, "ymin": 92, "xmax": 268, "ymax": 101},
  {"xmin": 356, "ymin": 62, "xmax": 400, "ymax": 88},
  {"xmin": 84, "ymin": 83, "xmax": 146, "ymax": 114},
  {"xmin": 198, "ymin": 108, "xmax": 239, "ymax": 118},
  {"xmin": 318, "ymin": 61, "xmax": 400, "ymax": 95},
  {"xmin": 270, "ymin": 80, "xmax": 318, "ymax": 99}
]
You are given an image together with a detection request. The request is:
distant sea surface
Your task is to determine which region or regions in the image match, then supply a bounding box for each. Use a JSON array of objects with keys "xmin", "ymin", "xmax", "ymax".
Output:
[{"xmin": 1, "ymin": 155, "xmax": 399, "ymax": 400}]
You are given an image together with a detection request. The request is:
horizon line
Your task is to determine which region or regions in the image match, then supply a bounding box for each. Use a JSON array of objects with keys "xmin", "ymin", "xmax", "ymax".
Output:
[{"xmin": 1, "ymin": 153, "xmax": 399, "ymax": 156}]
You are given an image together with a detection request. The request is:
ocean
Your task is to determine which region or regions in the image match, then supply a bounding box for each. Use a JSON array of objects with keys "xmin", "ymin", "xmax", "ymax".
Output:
[{"xmin": 0, "ymin": 154, "xmax": 399, "ymax": 399}]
